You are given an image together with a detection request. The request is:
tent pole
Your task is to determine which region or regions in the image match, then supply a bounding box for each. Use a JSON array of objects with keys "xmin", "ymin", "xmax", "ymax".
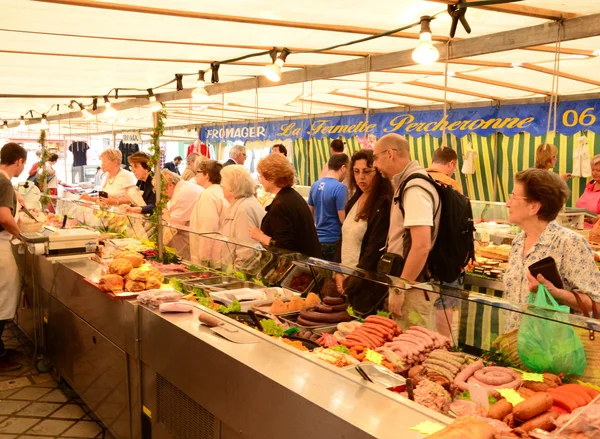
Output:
[{"xmin": 493, "ymin": 133, "xmax": 499, "ymax": 202}]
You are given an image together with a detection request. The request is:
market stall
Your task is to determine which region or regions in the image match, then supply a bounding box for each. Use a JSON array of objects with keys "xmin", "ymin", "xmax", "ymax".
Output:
[{"xmin": 11, "ymin": 199, "xmax": 600, "ymax": 439}]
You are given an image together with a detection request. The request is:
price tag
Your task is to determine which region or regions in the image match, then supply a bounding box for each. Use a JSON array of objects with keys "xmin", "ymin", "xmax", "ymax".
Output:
[
  {"xmin": 522, "ymin": 372, "xmax": 544, "ymax": 382},
  {"xmin": 497, "ymin": 389, "xmax": 525, "ymax": 406},
  {"xmin": 364, "ymin": 349, "xmax": 383, "ymax": 365},
  {"xmin": 409, "ymin": 421, "xmax": 445, "ymax": 435}
]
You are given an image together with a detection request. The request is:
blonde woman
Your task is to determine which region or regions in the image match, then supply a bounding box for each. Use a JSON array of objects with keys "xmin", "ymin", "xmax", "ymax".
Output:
[
  {"xmin": 80, "ymin": 149, "xmax": 136, "ymax": 205},
  {"xmin": 535, "ymin": 143, "xmax": 571, "ymax": 182},
  {"xmin": 220, "ymin": 165, "xmax": 265, "ymax": 270},
  {"xmin": 189, "ymin": 161, "xmax": 229, "ymax": 266}
]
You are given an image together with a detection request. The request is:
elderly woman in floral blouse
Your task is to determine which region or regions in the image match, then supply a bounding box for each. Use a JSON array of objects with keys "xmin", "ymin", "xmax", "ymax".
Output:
[{"xmin": 503, "ymin": 168, "xmax": 600, "ymax": 331}]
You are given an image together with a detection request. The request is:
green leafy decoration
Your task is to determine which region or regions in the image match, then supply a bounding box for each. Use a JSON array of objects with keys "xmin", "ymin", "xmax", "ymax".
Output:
[
  {"xmin": 147, "ymin": 108, "xmax": 170, "ymax": 259},
  {"xmin": 376, "ymin": 310, "xmax": 391, "ymax": 318},
  {"xmin": 36, "ymin": 130, "xmax": 52, "ymax": 207}
]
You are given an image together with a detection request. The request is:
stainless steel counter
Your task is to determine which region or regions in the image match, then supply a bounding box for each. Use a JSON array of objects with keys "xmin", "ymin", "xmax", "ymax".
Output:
[
  {"xmin": 18, "ymin": 255, "xmax": 451, "ymax": 439},
  {"xmin": 139, "ymin": 306, "xmax": 450, "ymax": 439}
]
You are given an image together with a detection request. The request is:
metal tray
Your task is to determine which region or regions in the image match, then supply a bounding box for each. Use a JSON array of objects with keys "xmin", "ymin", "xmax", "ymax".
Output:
[
  {"xmin": 211, "ymin": 281, "xmax": 264, "ymax": 290},
  {"xmin": 163, "ymin": 271, "xmax": 218, "ymax": 281},
  {"xmin": 193, "ymin": 276, "xmax": 240, "ymax": 286}
]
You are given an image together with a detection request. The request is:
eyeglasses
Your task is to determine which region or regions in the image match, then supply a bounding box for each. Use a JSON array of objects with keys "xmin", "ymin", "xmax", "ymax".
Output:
[
  {"xmin": 508, "ymin": 192, "xmax": 528, "ymax": 201},
  {"xmin": 373, "ymin": 148, "xmax": 398, "ymax": 158},
  {"xmin": 353, "ymin": 169, "xmax": 376, "ymax": 177}
]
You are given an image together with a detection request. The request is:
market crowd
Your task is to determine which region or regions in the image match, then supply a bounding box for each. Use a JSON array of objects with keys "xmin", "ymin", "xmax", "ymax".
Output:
[{"xmin": 1, "ymin": 136, "xmax": 600, "ymax": 372}]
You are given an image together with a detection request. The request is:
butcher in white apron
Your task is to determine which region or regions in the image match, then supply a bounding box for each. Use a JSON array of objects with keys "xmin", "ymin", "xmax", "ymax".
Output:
[{"xmin": 0, "ymin": 142, "xmax": 27, "ymax": 372}]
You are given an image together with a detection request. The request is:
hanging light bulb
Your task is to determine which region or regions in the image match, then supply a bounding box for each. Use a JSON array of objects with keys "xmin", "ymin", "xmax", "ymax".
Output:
[
  {"xmin": 103, "ymin": 95, "xmax": 112, "ymax": 109},
  {"xmin": 20, "ymin": 116, "xmax": 25, "ymax": 128},
  {"xmin": 41, "ymin": 114, "xmax": 48, "ymax": 129},
  {"xmin": 149, "ymin": 101, "xmax": 162, "ymax": 112},
  {"xmin": 147, "ymin": 88, "xmax": 156, "ymax": 102},
  {"xmin": 412, "ymin": 16, "xmax": 439, "ymax": 65},
  {"xmin": 192, "ymin": 70, "xmax": 209, "ymax": 101},
  {"xmin": 78, "ymin": 103, "xmax": 90, "ymax": 118},
  {"xmin": 263, "ymin": 48, "xmax": 290, "ymax": 82},
  {"xmin": 2, "ymin": 121, "xmax": 8, "ymax": 130}
]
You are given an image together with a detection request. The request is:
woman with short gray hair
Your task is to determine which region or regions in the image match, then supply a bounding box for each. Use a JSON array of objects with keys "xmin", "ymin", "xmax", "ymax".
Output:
[{"xmin": 220, "ymin": 165, "xmax": 265, "ymax": 270}]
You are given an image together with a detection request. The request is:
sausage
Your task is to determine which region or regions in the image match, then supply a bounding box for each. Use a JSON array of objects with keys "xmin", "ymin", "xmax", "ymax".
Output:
[
  {"xmin": 423, "ymin": 358, "xmax": 460, "ymax": 375},
  {"xmin": 198, "ymin": 311, "xmax": 222, "ymax": 327},
  {"xmin": 405, "ymin": 329, "xmax": 435, "ymax": 347},
  {"xmin": 424, "ymin": 363, "xmax": 455, "ymax": 382},
  {"xmin": 429, "ymin": 350, "xmax": 465, "ymax": 364},
  {"xmin": 487, "ymin": 398, "xmax": 513, "ymax": 421},
  {"xmin": 523, "ymin": 381, "xmax": 550, "ymax": 392},
  {"xmin": 454, "ymin": 359, "xmax": 484, "ymax": 391},
  {"xmin": 394, "ymin": 335, "xmax": 426, "ymax": 351},
  {"xmin": 513, "ymin": 393, "xmax": 554, "ymax": 422},
  {"xmin": 567, "ymin": 383, "xmax": 599, "ymax": 399},
  {"xmin": 314, "ymin": 304, "xmax": 333, "ymax": 313},
  {"xmin": 543, "ymin": 373, "xmax": 562, "ymax": 387},
  {"xmin": 518, "ymin": 387, "xmax": 537, "ymax": 399},
  {"xmin": 408, "ymin": 365, "xmax": 425, "ymax": 378},
  {"xmin": 359, "ymin": 331, "xmax": 383, "ymax": 346},
  {"xmin": 515, "ymin": 411, "xmax": 559, "ymax": 433},
  {"xmin": 356, "ymin": 326, "xmax": 386, "ymax": 341},
  {"xmin": 502, "ymin": 413, "xmax": 516, "ymax": 428},
  {"xmin": 474, "ymin": 367, "xmax": 519, "ymax": 386},
  {"xmin": 323, "ymin": 296, "xmax": 345, "ymax": 305},
  {"xmin": 299, "ymin": 306, "xmax": 352, "ymax": 323},
  {"xmin": 363, "ymin": 323, "xmax": 393, "ymax": 337},
  {"xmin": 545, "ymin": 390, "xmax": 578, "ymax": 413},
  {"xmin": 365, "ymin": 315, "xmax": 398, "ymax": 330},
  {"xmin": 297, "ymin": 316, "xmax": 324, "ymax": 327},
  {"xmin": 548, "ymin": 387, "xmax": 587, "ymax": 407},
  {"xmin": 549, "ymin": 405, "xmax": 569, "ymax": 415},
  {"xmin": 556, "ymin": 384, "xmax": 594, "ymax": 404}
]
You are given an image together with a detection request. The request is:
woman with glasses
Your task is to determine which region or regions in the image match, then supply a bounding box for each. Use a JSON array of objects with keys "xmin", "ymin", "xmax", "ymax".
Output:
[
  {"xmin": 334, "ymin": 149, "xmax": 393, "ymax": 315},
  {"xmin": 503, "ymin": 168, "xmax": 600, "ymax": 330}
]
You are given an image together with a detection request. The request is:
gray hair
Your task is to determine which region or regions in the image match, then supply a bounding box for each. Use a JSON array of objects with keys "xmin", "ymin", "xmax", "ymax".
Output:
[
  {"xmin": 220, "ymin": 165, "xmax": 256, "ymax": 199},
  {"xmin": 193, "ymin": 154, "xmax": 209, "ymax": 172},
  {"xmin": 186, "ymin": 153, "xmax": 199, "ymax": 165},
  {"xmin": 229, "ymin": 145, "xmax": 246, "ymax": 159},
  {"xmin": 160, "ymin": 169, "xmax": 181, "ymax": 186},
  {"xmin": 591, "ymin": 154, "xmax": 600, "ymax": 167}
]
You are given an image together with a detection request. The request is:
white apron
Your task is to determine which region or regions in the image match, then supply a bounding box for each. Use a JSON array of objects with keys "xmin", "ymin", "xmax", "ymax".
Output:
[{"xmin": 0, "ymin": 170, "xmax": 21, "ymax": 320}]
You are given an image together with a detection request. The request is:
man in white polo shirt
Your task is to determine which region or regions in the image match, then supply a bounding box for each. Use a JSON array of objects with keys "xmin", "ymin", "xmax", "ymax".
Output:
[{"xmin": 373, "ymin": 133, "xmax": 440, "ymax": 330}]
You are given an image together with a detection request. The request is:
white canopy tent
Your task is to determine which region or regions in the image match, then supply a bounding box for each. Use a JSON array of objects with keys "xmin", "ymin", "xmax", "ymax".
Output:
[{"xmin": 1, "ymin": 0, "xmax": 600, "ymax": 138}]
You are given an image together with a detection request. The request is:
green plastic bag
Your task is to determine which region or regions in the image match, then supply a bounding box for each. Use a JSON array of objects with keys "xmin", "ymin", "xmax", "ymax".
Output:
[{"xmin": 517, "ymin": 284, "xmax": 586, "ymax": 375}]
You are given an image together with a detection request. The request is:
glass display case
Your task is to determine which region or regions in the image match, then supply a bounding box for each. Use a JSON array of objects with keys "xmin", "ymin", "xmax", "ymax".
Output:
[{"xmin": 16, "ymin": 196, "xmax": 600, "ymax": 439}]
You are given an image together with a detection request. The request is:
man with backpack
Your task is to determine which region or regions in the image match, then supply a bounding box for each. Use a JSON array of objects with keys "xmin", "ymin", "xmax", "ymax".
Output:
[
  {"xmin": 426, "ymin": 147, "xmax": 464, "ymax": 338},
  {"xmin": 373, "ymin": 134, "xmax": 475, "ymax": 332},
  {"xmin": 373, "ymin": 134, "xmax": 441, "ymax": 330}
]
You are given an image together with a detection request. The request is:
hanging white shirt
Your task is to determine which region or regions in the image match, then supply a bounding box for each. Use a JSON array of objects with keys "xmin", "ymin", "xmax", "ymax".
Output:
[
  {"xmin": 462, "ymin": 149, "xmax": 478, "ymax": 175},
  {"xmin": 572, "ymin": 136, "xmax": 591, "ymax": 178}
]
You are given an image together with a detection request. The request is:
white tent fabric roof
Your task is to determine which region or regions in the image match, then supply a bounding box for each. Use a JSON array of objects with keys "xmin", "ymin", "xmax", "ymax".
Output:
[{"xmin": 2, "ymin": 0, "xmax": 600, "ymax": 137}]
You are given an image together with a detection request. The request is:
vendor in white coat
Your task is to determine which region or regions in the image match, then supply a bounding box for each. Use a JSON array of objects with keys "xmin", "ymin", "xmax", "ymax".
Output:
[
  {"xmin": 190, "ymin": 160, "xmax": 229, "ymax": 266},
  {"xmin": 0, "ymin": 143, "xmax": 27, "ymax": 373},
  {"xmin": 220, "ymin": 165, "xmax": 265, "ymax": 272}
]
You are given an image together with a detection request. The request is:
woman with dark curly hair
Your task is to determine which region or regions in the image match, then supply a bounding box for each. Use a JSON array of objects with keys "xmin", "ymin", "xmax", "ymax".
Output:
[
  {"xmin": 334, "ymin": 149, "xmax": 393, "ymax": 315},
  {"xmin": 249, "ymin": 153, "xmax": 321, "ymax": 257}
]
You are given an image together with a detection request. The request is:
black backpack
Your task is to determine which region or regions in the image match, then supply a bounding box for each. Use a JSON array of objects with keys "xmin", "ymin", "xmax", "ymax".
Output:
[{"xmin": 396, "ymin": 173, "xmax": 475, "ymax": 283}]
